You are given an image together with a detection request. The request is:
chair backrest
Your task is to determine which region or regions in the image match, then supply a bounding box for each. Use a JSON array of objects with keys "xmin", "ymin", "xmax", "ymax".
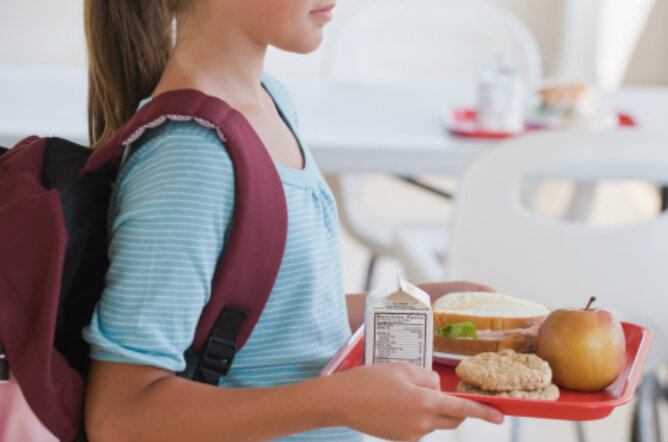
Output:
[
  {"xmin": 447, "ymin": 129, "xmax": 668, "ymax": 364},
  {"xmin": 321, "ymin": 0, "xmax": 542, "ymax": 87},
  {"xmin": 320, "ymin": 0, "xmax": 542, "ymax": 257}
]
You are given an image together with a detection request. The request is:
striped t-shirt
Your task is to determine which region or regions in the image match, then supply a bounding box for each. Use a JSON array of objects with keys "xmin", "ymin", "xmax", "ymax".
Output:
[{"xmin": 82, "ymin": 73, "xmax": 362, "ymax": 441}]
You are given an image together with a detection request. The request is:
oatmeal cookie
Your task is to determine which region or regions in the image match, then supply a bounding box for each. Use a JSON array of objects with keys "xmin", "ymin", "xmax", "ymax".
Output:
[
  {"xmin": 457, "ymin": 381, "xmax": 560, "ymax": 401},
  {"xmin": 455, "ymin": 349, "xmax": 552, "ymax": 391}
]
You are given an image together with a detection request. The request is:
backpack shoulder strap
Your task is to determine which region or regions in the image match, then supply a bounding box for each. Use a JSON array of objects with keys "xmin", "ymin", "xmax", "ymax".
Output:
[{"xmin": 82, "ymin": 89, "xmax": 288, "ymax": 384}]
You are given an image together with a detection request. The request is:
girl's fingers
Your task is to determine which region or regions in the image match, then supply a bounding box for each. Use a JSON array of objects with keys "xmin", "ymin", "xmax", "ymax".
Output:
[
  {"xmin": 406, "ymin": 366, "xmax": 441, "ymax": 391},
  {"xmin": 439, "ymin": 395, "xmax": 504, "ymax": 424},
  {"xmin": 433, "ymin": 416, "xmax": 466, "ymax": 430}
]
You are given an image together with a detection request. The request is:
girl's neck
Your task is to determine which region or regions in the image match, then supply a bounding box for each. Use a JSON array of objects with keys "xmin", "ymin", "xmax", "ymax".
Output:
[{"xmin": 153, "ymin": 18, "xmax": 269, "ymax": 110}]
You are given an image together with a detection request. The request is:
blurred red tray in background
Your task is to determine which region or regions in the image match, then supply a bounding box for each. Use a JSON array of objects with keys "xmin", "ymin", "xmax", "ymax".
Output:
[
  {"xmin": 321, "ymin": 322, "xmax": 652, "ymax": 421},
  {"xmin": 445, "ymin": 107, "xmax": 636, "ymax": 139}
]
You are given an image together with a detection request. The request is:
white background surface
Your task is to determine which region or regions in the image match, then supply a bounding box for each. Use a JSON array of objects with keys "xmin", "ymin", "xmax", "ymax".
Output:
[{"xmin": 1, "ymin": 0, "xmax": 667, "ymax": 84}]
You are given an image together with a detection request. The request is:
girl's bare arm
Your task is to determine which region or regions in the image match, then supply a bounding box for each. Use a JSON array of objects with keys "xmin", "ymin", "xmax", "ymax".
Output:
[
  {"xmin": 86, "ymin": 357, "xmax": 503, "ymax": 442},
  {"xmin": 85, "ymin": 360, "xmax": 336, "ymax": 442}
]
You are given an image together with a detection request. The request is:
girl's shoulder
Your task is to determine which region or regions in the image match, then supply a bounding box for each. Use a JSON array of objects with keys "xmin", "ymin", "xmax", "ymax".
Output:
[
  {"xmin": 116, "ymin": 119, "xmax": 233, "ymax": 195},
  {"xmin": 117, "ymin": 73, "xmax": 297, "ymax": 189},
  {"xmin": 126, "ymin": 118, "xmax": 229, "ymax": 164}
]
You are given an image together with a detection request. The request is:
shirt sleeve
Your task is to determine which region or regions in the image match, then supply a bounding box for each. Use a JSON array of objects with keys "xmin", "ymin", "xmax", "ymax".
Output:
[{"xmin": 82, "ymin": 123, "xmax": 235, "ymax": 372}]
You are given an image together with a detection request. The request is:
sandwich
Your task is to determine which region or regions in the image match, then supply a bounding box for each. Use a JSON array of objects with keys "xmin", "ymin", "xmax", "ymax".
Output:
[
  {"xmin": 533, "ymin": 82, "xmax": 613, "ymax": 128},
  {"xmin": 538, "ymin": 83, "xmax": 594, "ymax": 116},
  {"xmin": 433, "ymin": 292, "xmax": 550, "ymax": 355}
]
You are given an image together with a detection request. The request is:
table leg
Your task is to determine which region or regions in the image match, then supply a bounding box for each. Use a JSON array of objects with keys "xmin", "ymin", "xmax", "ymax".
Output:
[{"xmin": 395, "ymin": 176, "xmax": 454, "ymax": 200}]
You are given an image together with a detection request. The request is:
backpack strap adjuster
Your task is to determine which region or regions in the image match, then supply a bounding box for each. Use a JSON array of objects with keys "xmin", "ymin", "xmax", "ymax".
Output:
[
  {"xmin": 198, "ymin": 336, "xmax": 237, "ymax": 384},
  {"xmin": 0, "ymin": 343, "xmax": 8, "ymax": 382},
  {"xmin": 193, "ymin": 307, "xmax": 247, "ymax": 385}
]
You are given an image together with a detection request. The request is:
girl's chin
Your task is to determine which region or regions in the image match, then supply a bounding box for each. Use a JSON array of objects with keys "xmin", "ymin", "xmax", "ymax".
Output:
[{"xmin": 275, "ymin": 34, "xmax": 323, "ymax": 54}]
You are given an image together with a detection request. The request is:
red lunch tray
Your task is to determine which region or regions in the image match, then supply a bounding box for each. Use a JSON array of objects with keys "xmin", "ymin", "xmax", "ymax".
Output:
[
  {"xmin": 446, "ymin": 107, "xmax": 637, "ymax": 139},
  {"xmin": 320, "ymin": 322, "xmax": 653, "ymax": 421}
]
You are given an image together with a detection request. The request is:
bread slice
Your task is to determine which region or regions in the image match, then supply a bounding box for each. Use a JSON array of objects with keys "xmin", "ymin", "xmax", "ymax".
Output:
[{"xmin": 433, "ymin": 292, "xmax": 549, "ymax": 331}]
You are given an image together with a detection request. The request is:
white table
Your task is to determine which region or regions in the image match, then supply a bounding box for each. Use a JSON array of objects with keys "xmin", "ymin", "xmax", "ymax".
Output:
[
  {"xmin": 1, "ymin": 66, "xmax": 667, "ymax": 176},
  {"xmin": 285, "ymin": 79, "xmax": 668, "ymax": 176}
]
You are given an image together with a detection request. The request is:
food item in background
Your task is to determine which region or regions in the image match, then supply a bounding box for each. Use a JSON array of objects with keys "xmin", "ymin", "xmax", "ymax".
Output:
[
  {"xmin": 537, "ymin": 297, "xmax": 626, "ymax": 392},
  {"xmin": 455, "ymin": 349, "xmax": 559, "ymax": 401},
  {"xmin": 532, "ymin": 82, "xmax": 615, "ymax": 128},
  {"xmin": 365, "ymin": 277, "xmax": 433, "ymax": 369},
  {"xmin": 538, "ymin": 83, "xmax": 592, "ymax": 114},
  {"xmin": 433, "ymin": 292, "xmax": 550, "ymax": 356}
]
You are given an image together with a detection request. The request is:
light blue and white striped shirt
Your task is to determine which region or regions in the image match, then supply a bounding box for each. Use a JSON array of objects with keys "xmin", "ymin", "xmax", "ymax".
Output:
[{"xmin": 83, "ymin": 73, "xmax": 361, "ymax": 441}]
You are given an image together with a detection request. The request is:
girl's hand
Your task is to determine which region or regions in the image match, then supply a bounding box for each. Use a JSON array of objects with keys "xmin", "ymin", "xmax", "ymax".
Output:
[
  {"xmin": 418, "ymin": 281, "xmax": 494, "ymax": 305},
  {"xmin": 324, "ymin": 362, "xmax": 504, "ymax": 442}
]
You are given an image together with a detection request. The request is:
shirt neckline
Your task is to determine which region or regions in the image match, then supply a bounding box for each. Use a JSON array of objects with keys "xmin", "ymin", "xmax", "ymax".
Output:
[
  {"xmin": 259, "ymin": 79, "xmax": 317, "ymax": 187},
  {"xmin": 136, "ymin": 76, "xmax": 318, "ymax": 188}
]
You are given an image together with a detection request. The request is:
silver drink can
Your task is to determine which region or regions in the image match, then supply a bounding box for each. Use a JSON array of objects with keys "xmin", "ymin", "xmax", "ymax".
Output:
[{"xmin": 477, "ymin": 58, "xmax": 525, "ymax": 133}]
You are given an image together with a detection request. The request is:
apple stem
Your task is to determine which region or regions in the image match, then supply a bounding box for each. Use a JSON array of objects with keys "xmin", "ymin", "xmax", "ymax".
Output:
[{"xmin": 585, "ymin": 296, "xmax": 597, "ymax": 310}]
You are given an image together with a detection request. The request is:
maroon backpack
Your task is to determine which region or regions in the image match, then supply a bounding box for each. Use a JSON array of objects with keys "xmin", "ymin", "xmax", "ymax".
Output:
[{"xmin": 0, "ymin": 89, "xmax": 288, "ymax": 441}]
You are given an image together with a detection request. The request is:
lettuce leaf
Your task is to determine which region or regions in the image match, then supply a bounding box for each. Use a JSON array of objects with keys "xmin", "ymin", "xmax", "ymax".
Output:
[{"xmin": 435, "ymin": 321, "xmax": 478, "ymax": 339}]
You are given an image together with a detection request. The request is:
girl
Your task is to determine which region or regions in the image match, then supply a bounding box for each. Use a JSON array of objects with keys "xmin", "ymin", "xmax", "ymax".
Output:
[{"xmin": 81, "ymin": 1, "xmax": 504, "ymax": 441}]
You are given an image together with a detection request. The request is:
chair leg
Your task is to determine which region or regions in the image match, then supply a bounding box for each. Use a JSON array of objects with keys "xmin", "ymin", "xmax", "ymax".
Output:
[
  {"xmin": 631, "ymin": 373, "xmax": 661, "ymax": 442},
  {"xmin": 574, "ymin": 422, "xmax": 586, "ymax": 442},
  {"xmin": 654, "ymin": 397, "xmax": 663, "ymax": 442},
  {"xmin": 510, "ymin": 417, "xmax": 523, "ymax": 442},
  {"xmin": 364, "ymin": 253, "xmax": 379, "ymax": 292},
  {"xmin": 563, "ymin": 183, "xmax": 597, "ymax": 222}
]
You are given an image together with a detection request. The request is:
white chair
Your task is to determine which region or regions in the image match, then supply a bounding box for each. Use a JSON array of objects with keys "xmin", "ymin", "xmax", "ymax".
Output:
[
  {"xmin": 448, "ymin": 129, "xmax": 668, "ymax": 346},
  {"xmin": 551, "ymin": 0, "xmax": 658, "ymax": 227},
  {"xmin": 405, "ymin": 129, "xmax": 668, "ymax": 442},
  {"xmin": 320, "ymin": 0, "xmax": 542, "ymax": 290},
  {"xmin": 322, "ymin": 0, "xmax": 541, "ymax": 87}
]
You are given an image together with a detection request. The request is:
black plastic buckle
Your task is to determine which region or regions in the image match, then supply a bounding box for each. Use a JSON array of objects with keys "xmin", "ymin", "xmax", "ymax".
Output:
[
  {"xmin": 0, "ymin": 343, "xmax": 8, "ymax": 381},
  {"xmin": 197, "ymin": 336, "xmax": 237, "ymax": 384}
]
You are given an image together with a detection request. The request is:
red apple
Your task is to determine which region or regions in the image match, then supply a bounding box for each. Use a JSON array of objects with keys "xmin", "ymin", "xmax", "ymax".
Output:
[{"xmin": 537, "ymin": 297, "xmax": 626, "ymax": 392}]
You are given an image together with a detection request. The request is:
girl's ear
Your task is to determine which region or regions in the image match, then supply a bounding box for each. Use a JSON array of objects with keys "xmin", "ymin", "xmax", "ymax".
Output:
[{"xmin": 84, "ymin": 0, "xmax": 176, "ymax": 147}]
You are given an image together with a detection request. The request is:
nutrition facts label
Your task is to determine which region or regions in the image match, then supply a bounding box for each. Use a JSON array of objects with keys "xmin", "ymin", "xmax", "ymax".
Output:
[{"xmin": 372, "ymin": 312, "xmax": 428, "ymax": 367}]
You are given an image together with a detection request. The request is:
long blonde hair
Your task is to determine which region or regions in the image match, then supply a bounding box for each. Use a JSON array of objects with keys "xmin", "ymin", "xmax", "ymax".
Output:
[{"xmin": 84, "ymin": 1, "xmax": 181, "ymax": 146}]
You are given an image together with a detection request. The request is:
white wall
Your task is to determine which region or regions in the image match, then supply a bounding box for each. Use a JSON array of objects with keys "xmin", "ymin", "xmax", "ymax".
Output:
[
  {"xmin": 0, "ymin": 0, "xmax": 666, "ymax": 84},
  {"xmin": 625, "ymin": 0, "xmax": 668, "ymax": 84},
  {"xmin": 0, "ymin": 0, "xmax": 86, "ymax": 67}
]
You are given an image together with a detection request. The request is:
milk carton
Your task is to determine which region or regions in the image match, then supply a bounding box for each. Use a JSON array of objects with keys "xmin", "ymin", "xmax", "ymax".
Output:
[{"xmin": 365, "ymin": 277, "xmax": 433, "ymax": 369}]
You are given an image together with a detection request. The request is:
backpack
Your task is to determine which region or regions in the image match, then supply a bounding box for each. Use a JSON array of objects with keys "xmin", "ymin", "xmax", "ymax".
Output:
[{"xmin": 0, "ymin": 89, "xmax": 289, "ymax": 441}]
